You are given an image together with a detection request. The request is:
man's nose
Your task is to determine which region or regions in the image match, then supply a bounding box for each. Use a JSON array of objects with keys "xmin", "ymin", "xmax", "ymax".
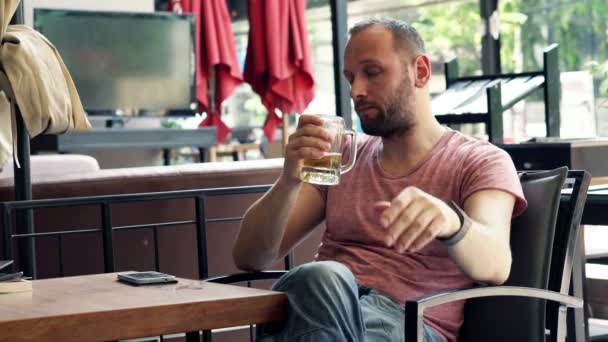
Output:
[{"xmin": 349, "ymin": 76, "xmax": 367, "ymax": 99}]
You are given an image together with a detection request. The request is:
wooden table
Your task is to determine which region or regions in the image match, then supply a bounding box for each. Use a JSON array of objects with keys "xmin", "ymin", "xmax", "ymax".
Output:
[{"xmin": 0, "ymin": 273, "xmax": 286, "ymax": 341}]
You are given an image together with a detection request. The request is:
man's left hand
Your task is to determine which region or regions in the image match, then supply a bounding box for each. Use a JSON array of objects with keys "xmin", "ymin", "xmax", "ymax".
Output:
[{"xmin": 375, "ymin": 187, "xmax": 461, "ymax": 253}]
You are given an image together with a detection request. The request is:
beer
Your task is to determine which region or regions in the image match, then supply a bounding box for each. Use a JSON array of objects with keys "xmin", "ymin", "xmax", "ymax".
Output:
[
  {"xmin": 301, "ymin": 152, "xmax": 342, "ymax": 185},
  {"xmin": 298, "ymin": 114, "xmax": 357, "ymax": 186}
]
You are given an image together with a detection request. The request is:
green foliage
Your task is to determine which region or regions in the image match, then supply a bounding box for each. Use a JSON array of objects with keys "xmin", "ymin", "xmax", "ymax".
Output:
[
  {"xmin": 415, "ymin": 0, "xmax": 607, "ymax": 85},
  {"xmin": 496, "ymin": 5, "xmax": 528, "ymax": 72},
  {"xmin": 588, "ymin": 60, "xmax": 608, "ymax": 96},
  {"xmin": 505, "ymin": 0, "xmax": 608, "ymax": 73},
  {"xmin": 161, "ymin": 119, "xmax": 182, "ymax": 129},
  {"xmin": 415, "ymin": 1, "xmax": 482, "ymax": 75}
]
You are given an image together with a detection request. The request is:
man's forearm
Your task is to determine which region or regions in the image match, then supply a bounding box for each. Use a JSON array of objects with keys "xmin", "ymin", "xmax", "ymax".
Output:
[
  {"xmin": 448, "ymin": 221, "xmax": 512, "ymax": 285},
  {"xmin": 233, "ymin": 177, "xmax": 302, "ymax": 271}
]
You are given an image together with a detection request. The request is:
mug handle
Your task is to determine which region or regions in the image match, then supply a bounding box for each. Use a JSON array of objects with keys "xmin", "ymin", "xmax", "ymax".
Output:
[{"xmin": 341, "ymin": 130, "xmax": 357, "ymax": 174}]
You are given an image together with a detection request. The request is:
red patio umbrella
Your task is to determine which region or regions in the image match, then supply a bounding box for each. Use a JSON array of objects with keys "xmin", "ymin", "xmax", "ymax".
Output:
[
  {"xmin": 170, "ymin": 0, "xmax": 243, "ymax": 143},
  {"xmin": 244, "ymin": 0, "xmax": 315, "ymax": 142}
]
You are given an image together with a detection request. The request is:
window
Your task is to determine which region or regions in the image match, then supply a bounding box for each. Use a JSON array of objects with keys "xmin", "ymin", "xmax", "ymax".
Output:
[{"xmin": 501, "ymin": 0, "xmax": 608, "ymax": 137}]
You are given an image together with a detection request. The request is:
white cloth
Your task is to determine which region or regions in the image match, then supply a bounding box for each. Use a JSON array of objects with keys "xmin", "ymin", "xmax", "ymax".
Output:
[
  {"xmin": 0, "ymin": 0, "xmax": 20, "ymax": 170},
  {"xmin": 0, "ymin": 0, "xmax": 19, "ymax": 38},
  {"xmin": 1, "ymin": 25, "xmax": 91, "ymax": 136},
  {"xmin": 0, "ymin": 0, "xmax": 91, "ymax": 171},
  {"xmin": 0, "ymin": 92, "xmax": 13, "ymax": 171}
]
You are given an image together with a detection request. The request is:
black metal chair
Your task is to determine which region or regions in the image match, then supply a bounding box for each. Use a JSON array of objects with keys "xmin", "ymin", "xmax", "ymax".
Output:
[{"xmin": 405, "ymin": 167, "xmax": 590, "ymax": 342}]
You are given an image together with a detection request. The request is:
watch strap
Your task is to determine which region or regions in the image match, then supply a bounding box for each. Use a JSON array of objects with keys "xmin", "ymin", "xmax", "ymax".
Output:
[{"xmin": 439, "ymin": 201, "xmax": 472, "ymax": 246}]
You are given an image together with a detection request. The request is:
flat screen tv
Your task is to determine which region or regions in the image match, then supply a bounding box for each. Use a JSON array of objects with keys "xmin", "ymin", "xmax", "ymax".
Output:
[{"xmin": 34, "ymin": 9, "xmax": 196, "ymax": 116}]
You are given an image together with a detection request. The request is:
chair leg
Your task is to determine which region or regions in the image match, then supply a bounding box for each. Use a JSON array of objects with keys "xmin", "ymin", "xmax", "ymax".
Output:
[
  {"xmin": 569, "ymin": 228, "xmax": 590, "ymax": 342},
  {"xmin": 557, "ymin": 305, "xmax": 568, "ymax": 342},
  {"xmin": 185, "ymin": 331, "xmax": 200, "ymax": 342}
]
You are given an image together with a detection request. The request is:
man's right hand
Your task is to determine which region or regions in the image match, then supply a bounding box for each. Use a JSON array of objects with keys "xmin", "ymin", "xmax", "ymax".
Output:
[{"xmin": 282, "ymin": 115, "xmax": 333, "ymax": 184}]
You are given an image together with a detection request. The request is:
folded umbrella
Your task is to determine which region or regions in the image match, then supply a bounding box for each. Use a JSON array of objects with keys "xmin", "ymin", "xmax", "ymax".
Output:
[
  {"xmin": 171, "ymin": 0, "xmax": 243, "ymax": 143},
  {"xmin": 244, "ymin": 0, "xmax": 315, "ymax": 142}
]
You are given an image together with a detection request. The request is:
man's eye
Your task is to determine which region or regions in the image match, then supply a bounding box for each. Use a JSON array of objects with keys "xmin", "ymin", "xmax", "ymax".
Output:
[{"xmin": 365, "ymin": 68, "xmax": 381, "ymax": 77}]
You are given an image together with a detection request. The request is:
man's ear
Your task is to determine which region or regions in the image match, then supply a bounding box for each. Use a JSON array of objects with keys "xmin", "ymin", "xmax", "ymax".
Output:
[{"xmin": 413, "ymin": 54, "xmax": 431, "ymax": 88}]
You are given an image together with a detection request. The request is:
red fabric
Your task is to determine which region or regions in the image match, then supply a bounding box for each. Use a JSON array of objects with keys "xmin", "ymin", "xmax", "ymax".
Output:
[
  {"xmin": 171, "ymin": 0, "xmax": 243, "ymax": 143},
  {"xmin": 245, "ymin": 0, "xmax": 315, "ymax": 142},
  {"xmin": 262, "ymin": 111, "xmax": 283, "ymax": 143}
]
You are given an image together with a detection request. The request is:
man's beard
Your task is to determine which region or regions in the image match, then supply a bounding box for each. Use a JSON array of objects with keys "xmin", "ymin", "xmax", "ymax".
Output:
[{"xmin": 355, "ymin": 79, "xmax": 416, "ymax": 138}]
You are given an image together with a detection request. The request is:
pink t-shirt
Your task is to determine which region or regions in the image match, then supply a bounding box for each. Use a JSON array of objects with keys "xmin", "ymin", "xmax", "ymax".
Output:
[{"xmin": 314, "ymin": 129, "xmax": 527, "ymax": 341}]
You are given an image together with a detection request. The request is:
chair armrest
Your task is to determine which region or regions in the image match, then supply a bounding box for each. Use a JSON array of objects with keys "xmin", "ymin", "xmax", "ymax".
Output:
[
  {"xmin": 404, "ymin": 286, "xmax": 583, "ymax": 342},
  {"xmin": 204, "ymin": 271, "xmax": 287, "ymax": 284}
]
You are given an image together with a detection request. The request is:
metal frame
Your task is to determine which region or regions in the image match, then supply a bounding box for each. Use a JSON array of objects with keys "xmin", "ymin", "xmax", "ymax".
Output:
[
  {"xmin": 1, "ymin": 185, "xmax": 284, "ymax": 278},
  {"xmin": 405, "ymin": 286, "xmax": 583, "ymax": 342},
  {"xmin": 436, "ymin": 44, "xmax": 560, "ymax": 143}
]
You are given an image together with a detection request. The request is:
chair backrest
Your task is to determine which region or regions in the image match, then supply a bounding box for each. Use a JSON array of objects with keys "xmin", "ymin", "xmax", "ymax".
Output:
[{"xmin": 459, "ymin": 167, "xmax": 568, "ymax": 342}]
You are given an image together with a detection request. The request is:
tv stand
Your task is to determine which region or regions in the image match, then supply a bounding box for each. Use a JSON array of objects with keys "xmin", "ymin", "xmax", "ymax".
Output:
[
  {"xmin": 104, "ymin": 118, "xmax": 125, "ymax": 128},
  {"xmin": 30, "ymin": 127, "xmax": 217, "ymax": 165}
]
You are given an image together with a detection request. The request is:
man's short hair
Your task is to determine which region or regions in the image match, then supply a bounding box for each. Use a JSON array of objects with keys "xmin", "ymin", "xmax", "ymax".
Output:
[{"xmin": 348, "ymin": 17, "xmax": 426, "ymax": 55}]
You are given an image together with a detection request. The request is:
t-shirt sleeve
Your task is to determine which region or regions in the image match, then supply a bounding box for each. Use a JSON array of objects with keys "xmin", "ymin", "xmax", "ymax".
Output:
[{"xmin": 460, "ymin": 144, "xmax": 528, "ymax": 217}]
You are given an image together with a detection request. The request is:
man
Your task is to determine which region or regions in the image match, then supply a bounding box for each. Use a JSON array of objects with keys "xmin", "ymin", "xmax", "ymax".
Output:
[{"xmin": 233, "ymin": 17, "xmax": 527, "ymax": 342}]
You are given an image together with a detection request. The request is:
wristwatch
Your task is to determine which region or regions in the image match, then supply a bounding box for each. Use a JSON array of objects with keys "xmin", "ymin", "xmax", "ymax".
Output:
[{"xmin": 438, "ymin": 201, "xmax": 472, "ymax": 246}]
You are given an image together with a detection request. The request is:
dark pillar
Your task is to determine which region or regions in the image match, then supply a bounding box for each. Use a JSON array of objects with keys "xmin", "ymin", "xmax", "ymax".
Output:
[
  {"xmin": 9, "ymin": 1, "xmax": 36, "ymax": 278},
  {"xmin": 330, "ymin": 0, "xmax": 352, "ymax": 128},
  {"xmin": 479, "ymin": 0, "xmax": 501, "ymax": 75}
]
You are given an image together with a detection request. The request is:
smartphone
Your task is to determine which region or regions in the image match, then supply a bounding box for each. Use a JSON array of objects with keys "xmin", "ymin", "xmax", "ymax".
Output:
[{"xmin": 117, "ymin": 271, "xmax": 178, "ymax": 285}]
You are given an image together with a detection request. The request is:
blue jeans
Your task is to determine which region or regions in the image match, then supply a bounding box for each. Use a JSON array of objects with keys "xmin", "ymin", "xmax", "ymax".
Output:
[{"xmin": 257, "ymin": 261, "xmax": 445, "ymax": 342}]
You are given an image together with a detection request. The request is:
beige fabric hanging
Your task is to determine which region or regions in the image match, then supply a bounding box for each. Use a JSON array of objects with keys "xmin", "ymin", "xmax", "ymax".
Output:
[
  {"xmin": 0, "ymin": 0, "xmax": 20, "ymax": 170},
  {"xmin": 0, "ymin": 92, "xmax": 12, "ymax": 170},
  {"xmin": 0, "ymin": 0, "xmax": 19, "ymax": 39},
  {"xmin": 0, "ymin": 0, "xmax": 91, "ymax": 171}
]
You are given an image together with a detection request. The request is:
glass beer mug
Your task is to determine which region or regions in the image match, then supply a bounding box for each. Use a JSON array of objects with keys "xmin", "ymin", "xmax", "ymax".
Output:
[{"xmin": 300, "ymin": 115, "xmax": 357, "ymax": 185}]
